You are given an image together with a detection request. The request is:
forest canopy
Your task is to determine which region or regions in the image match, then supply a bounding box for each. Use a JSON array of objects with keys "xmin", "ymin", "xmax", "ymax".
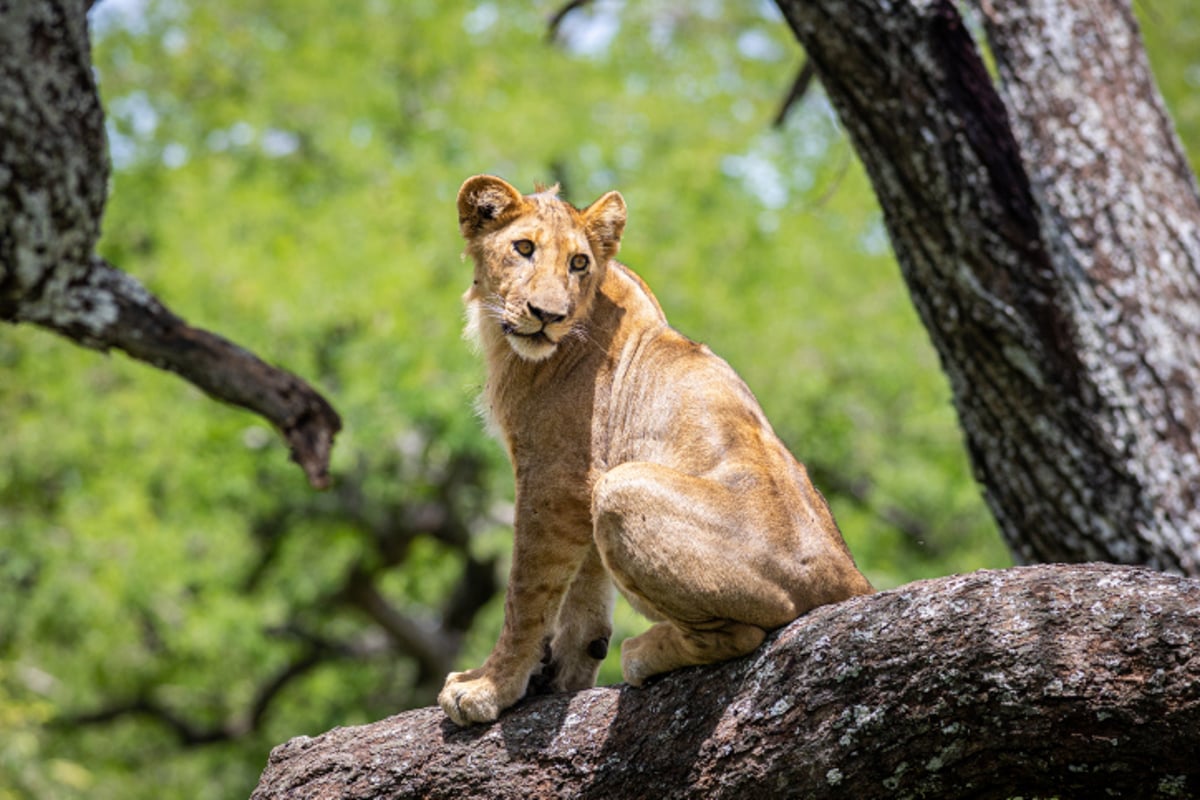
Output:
[{"xmin": 2, "ymin": 1, "xmax": 1198, "ymax": 799}]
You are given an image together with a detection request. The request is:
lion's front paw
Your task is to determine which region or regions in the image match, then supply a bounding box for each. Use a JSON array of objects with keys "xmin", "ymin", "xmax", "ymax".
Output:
[{"xmin": 438, "ymin": 670, "xmax": 509, "ymax": 726}]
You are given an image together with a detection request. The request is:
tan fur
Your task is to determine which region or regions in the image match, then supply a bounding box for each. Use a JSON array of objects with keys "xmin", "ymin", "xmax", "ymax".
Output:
[{"xmin": 438, "ymin": 175, "xmax": 873, "ymax": 726}]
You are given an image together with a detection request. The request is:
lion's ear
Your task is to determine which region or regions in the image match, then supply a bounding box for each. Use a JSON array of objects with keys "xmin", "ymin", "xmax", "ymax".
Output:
[
  {"xmin": 583, "ymin": 190, "xmax": 626, "ymax": 263},
  {"xmin": 457, "ymin": 175, "xmax": 526, "ymax": 238}
]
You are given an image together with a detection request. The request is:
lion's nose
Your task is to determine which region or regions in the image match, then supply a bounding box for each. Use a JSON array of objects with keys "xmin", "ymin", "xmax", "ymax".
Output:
[{"xmin": 527, "ymin": 301, "xmax": 567, "ymax": 325}]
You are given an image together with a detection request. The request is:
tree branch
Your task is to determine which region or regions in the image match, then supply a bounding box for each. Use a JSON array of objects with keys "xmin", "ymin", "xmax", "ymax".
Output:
[
  {"xmin": 242, "ymin": 648, "xmax": 330, "ymax": 737},
  {"xmin": 772, "ymin": 58, "xmax": 816, "ymax": 128},
  {"xmin": 53, "ymin": 645, "xmax": 331, "ymax": 747},
  {"xmin": 1, "ymin": 2, "xmax": 341, "ymax": 488},
  {"xmin": 975, "ymin": 0, "xmax": 1200, "ymax": 564},
  {"xmin": 24, "ymin": 256, "xmax": 342, "ymax": 488},
  {"xmin": 545, "ymin": 0, "xmax": 595, "ymax": 43},
  {"xmin": 342, "ymin": 563, "xmax": 458, "ymax": 684},
  {"xmin": 808, "ymin": 460, "xmax": 941, "ymax": 551},
  {"xmin": 251, "ymin": 564, "xmax": 1200, "ymax": 799}
]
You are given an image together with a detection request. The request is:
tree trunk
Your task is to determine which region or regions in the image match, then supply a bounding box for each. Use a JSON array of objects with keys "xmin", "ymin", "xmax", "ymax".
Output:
[
  {"xmin": 774, "ymin": 0, "xmax": 1200, "ymax": 572},
  {"xmin": 0, "ymin": 0, "xmax": 340, "ymax": 487},
  {"xmin": 251, "ymin": 563, "xmax": 1200, "ymax": 800}
]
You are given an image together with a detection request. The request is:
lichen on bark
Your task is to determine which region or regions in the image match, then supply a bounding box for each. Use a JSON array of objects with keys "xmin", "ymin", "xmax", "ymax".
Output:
[
  {"xmin": 251, "ymin": 565, "xmax": 1200, "ymax": 800},
  {"xmin": 980, "ymin": 0, "xmax": 1200, "ymax": 569},
  {"xmin": 0, "ymin": 0, "xmax": 107, "ymax": 320}
]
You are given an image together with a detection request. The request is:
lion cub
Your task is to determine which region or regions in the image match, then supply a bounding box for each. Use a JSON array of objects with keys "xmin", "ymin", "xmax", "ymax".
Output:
[{"xmin": 438, "ymin": 175, "xmax": 873, "ymax": 726}]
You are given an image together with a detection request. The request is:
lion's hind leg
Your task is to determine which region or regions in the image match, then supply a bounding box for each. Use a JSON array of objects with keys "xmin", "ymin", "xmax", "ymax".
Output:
[
  {"xmin": 620, "ymin": 619, "xmax": 765, "ymax": 687},
  {"xmin": 591, "ymin": 461, "xmax": 802, "ymax": 686}
]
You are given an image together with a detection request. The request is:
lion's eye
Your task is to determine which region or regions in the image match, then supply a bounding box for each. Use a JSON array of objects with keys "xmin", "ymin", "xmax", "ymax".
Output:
[
  {"xmin": 513, "ymin": 240, "xmax": 535, "ymax": 257},
  {"xmin": 569, "ymin": 254, "xmax": 590, "ymax": 273}
]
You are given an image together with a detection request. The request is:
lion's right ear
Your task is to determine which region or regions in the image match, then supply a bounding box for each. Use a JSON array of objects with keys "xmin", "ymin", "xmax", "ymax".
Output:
[
  {"xmin": 457, "ymin": 175, "xmax": 526, "ymax": 238},
  {"xmin": 583, "ymin": 190, "xmax": 626, "ymax": 265}
]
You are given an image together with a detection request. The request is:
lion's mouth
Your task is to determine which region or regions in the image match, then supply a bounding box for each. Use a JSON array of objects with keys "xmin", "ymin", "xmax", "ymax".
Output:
[
  {"xmin": 500, "ymin": 321, "xmax": 559, "ymax": 361},
  {"xmin": 502, "ymin": 322, "xmax": 551, "ymax": 344}
]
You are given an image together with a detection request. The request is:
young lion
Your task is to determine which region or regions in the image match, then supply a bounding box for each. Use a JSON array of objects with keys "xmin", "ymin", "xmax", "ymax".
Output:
[{"xmin": 438, "ymin": 175, "xmax": 873, "ymax": 726}]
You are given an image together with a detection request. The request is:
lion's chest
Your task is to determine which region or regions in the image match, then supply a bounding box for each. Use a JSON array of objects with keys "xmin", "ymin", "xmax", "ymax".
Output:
[{"xmin": 482, "ymin": 355, "xmax": 609, "ymax": 477}]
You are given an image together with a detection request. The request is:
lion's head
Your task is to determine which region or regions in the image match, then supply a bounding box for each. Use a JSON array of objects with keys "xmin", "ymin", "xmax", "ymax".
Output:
[{"xmin": 458, "ymin": 175, "xmax": 626, "ymax": 362}]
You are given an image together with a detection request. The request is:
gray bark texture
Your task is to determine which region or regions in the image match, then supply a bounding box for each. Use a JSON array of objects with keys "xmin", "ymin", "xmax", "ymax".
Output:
[
  {"xmin": 0, "ymin": 0, "xmax": 340, "ymax": 488},
  {"xmin": 251, "ymin": 564, "xmax": 1200, "ymax": 800},
  {"xmin": 775, "ymin": 0, "xmax": 1200, "ymax": 571},
  {"xmin": 782, "ymin": 0, "xmax": 1200, "ymax": 575}
]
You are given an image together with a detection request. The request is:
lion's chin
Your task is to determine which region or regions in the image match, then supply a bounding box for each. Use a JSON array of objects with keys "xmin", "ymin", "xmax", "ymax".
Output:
[{"xmin": 506, "ymin": 331, "xmax": 558, "ymax": 362}]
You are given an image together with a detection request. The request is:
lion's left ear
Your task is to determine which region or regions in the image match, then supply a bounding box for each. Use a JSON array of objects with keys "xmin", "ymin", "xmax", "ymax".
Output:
[
  {"xmin": 457, "ymin": 175, "xmax": 527, "ymax": 239},
  {"xmin": 583, "ymin": 191, "xmax": 626, "ymax": 264}
]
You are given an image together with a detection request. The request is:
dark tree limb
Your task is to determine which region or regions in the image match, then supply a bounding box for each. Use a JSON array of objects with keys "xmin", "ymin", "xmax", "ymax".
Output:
[
  {"xmin": 342, "ymin": 563, "xmax": 458, "ymax": 685},
  {"xmin": 545, "ymin": 0, "xmax": 595, "ymax": 44},
  {"xmin": 233, "ymin": 448, "xmax": 503, "ymax": 717},
  {"xmin": 0, "ymin": 0, "xmax": 340, "ymax": 488},
  {"xmin": 772, "ymin": 58, "xmax": 816, "ymax": 128},
  {"xmin": 54, "ymin": 696, "xmax": 229, "ymax": 747},
  {"xmin": 54, "ymin": 645, "xmax": 328, "ymax": 747},
  {"xmin": 27, "ymin": 255, "xmax": 342, "ymax": 488},
  {"xmin": 808, "ymin": 460, "xmax": 940, "ymax": 551},
  {"xmin": 251, "ymin": 564, "xmax": 1200, "ymax": 799}
]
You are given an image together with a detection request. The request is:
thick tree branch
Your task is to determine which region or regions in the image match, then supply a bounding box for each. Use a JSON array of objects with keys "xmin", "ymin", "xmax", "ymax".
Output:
[
  {"xmin": 28, "ymin": 255, "xmax": 342, "ymax": 487},
  {"xmin": 252, "ymin": 564, "xmax": 1200, "ymax": 799},
  {"xmin": 0, "ymin": 1, "xmax": 341, "ymax": 488},
  {"xmin": 976, "ymin": 0, "xmax": 1200, "ymax": 565}
]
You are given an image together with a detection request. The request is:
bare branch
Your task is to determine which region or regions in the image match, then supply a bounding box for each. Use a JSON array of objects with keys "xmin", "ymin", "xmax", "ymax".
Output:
[
  {"xmin": 772, "ymin": 58, "xmax": 816, "ymax": 128},
  {"xmin": 16, "ymin": 256, "xmax": 343, "ymax": 488},
  {"xmin": 546, "ymin": 0, "xmax": 595, "ymax": 44},
  {"xmin": 342, "ymin": 563, "xmax": 458, "ymax": 682},
  {"xmin": 808, "ymin": 460, "xmax": 940, "ymax": 550},
  {"xmin": 242, "ymin": 649, "xmax": 329, "ymax": 736},
  {"xmin": 53, "ymin": 646, "xmax": 330, "ymax": 747},
  {"xmin": 440, "ymin": 553, "xmax": 499, "ymax": 633},
  {"xmin": 54, "ymin": 695, "xmax": 231, "ymax": 747}
]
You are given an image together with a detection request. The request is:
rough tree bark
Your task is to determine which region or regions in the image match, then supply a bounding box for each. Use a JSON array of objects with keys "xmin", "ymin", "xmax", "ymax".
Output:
[
  {"xmin": 252, "ymin": 564, "xmax": 1200, "ymax": 800},
  {"xmin": 0, "ymin": 0, "xmax": 340, "ymax": 487},
  {"xmin": 776, "ymin": 0, "xmax": 1200, "ymax": 571}
]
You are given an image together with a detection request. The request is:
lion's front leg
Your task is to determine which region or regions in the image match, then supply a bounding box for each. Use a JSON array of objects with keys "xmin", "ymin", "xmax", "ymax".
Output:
[
  {"xmin": 438, "ymin": 518, "xmax": 588, "ymax": 726},
  {"xmin": 529, "ymin": 545, "xmax": 615, "ymax": 695}
]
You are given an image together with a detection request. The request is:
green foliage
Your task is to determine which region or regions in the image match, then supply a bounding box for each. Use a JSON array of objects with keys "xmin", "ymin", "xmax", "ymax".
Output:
[{"xmin": 2, "ymin": 1, "xmax": 1197, "ymax": 797}]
